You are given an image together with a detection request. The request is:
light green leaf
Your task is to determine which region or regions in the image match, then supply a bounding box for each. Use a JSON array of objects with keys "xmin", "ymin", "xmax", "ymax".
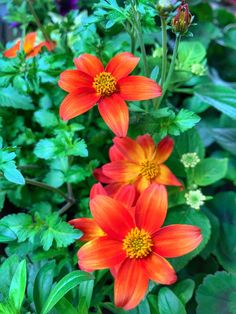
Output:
[
  {"xmin": 0, "ymin": 85, "xmax": 34, "ymax": 110},
  {"xmin": 34, "ymin": 109, "xmax": 58, "ymax": 128},
  {"xmin": 1, "ymin": 161, "xmax": 25, "ymax": 185},
  {"xmin": 0, "ymin": 223, "xmax": 17, "ymax": 242},
  {"xmin": 175, "ymin": 109, "xmax": 200, "ymax": 132},
  {"xmin": 41, "ymin": 271, "xmax": 93, "ymax": 314},
  {"xmin": 34, "ymin": 139, "xmax": 56, "ymax": 160},
  {"xmin": 178, "ymin": 41, "xmax": 206, "ymax": 67},
  {"xmin": 158, "ymin": 287, "xmax": 186, "ymax": 314}
]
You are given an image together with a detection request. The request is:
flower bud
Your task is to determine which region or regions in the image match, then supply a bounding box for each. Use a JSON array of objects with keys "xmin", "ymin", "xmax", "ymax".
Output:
[
  {"xmin": 185, "ymin": 189, "xmax": 206, "ymax": 210},
  {"xmin": 180, "ymin": 152, "xmax": 200, "ymax": 168},
  {"xmin": 157, "ymin": 0, "xmax": 174, "ymax": 18},
  {"xmin": 172, "ymin": 1, "xmax": 192, "ymax": 34}
]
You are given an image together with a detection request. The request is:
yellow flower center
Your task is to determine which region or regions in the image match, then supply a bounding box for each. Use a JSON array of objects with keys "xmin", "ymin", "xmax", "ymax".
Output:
[
  {"xmin": 140, "ymin": 160, "xmax": 160, "ymax": 180},
  {"xmin": 123, "ymin": 227, "xmax": 153, "ymax": 259},
  {"xmin": 93, "ymin": 72, "xmax": 117, "ymax": 96}
]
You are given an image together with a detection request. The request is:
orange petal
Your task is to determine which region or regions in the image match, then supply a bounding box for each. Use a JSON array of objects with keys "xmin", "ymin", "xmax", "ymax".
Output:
[
  {"xmin": 105, "ymin": 52, "xmax": 140, "ymax": 81},
  {"xmin": 114, "ymin": 185, "xmax": 136, "ymax": 207},
  {"xmin": 23, "ymin": 32, "xmax": 36, "ymax": 54},
  {"xmin": 58, "ymin": 70, "xmax": 93, "ymax": 92},
  {"xmin": 153, "ymin": 225, "xmax": 202, "ymax": 258},
  {"xmin": 69, "ymin": 218, "xmax": 104, "ymax": 241},
  {"xmin": 118, "ymin": 76, "xmax": 162, "ymax": 101},
  {"xmin": 103, "ymin": 160, "xmax": 140, "ymax": 183},
  {"xmin": 155, "ymin": 165, "xmax": 183, "ymax": 187},
  {"xmin": 141, "ymin": 253, "xmax": 177, "ymax": 285},
  {"xmin": 59, "ymin": 92, "xmax": 99, "ymax": 121},
  {"xmin": 134, "ymin": 176, "xmax": 150, "ymax": 194},
  {"xmin": 135, "ymin": 184, "xmax": 168, "ymax": 234},
  {"xmin": 98, "ymin": 94, "xmax": 129, "ymax": 137},
  {"xmin": 155, "ymin": 136, "xmax": 174, "ymax": 164},
  {"xmin": 90, "ymin": 183, "xmax": 107, "ymax": 199},
  {"xmin": 114, "ymin": 259, "xmax": 149, "ymax": 310},
  {"xmin": 113, "ymin": 136, "xmax": 146, "ymax": 162},
  {"xmin": 109, "ymin": 144, "xmax": 126, "ymax": 161},
  {"xmin": 136, "ymin": 134, "xmax": 156, "ymax": 159},
  {"xmin": 74, "ymin": 54, "xmax": 104, "ymax": 77},
  {"xmin": 93, "ymin": 167, "xmax": 113, "ymax": 184},
  {"xmin": 78, "ymin": 237, "xmax": 126, "ymax": 270},
  {"xmin": 4, "ymin": 40, "xmax": 21, "ymax": 58},
  {"xmin": 90, "ymin": 195, "xmax": 135, "ymax": 240}
]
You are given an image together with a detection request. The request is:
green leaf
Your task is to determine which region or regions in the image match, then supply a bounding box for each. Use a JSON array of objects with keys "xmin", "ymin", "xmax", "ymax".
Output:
[
  {"xmin": 34, "ymin": 139, "xmax": 56, "ymax": 160},
  {"xmin": 194, "ymin": 157, "xmax": 228, "ymax": 186},
  {"xmin": 55, "ymin": 298, "xmax": 78, "ymax": 314},
  {"xmin": 209, "ymin": 192, "xmax": 236, "ymax": 272},
  {"xmin": 172, "ymin": 279, "xmax": 195, "ymax": 305},
  {"xmin": 194, "ymin": 85, "xmax": 236, "ymax": 119},
  {"xmin": 33, "ymin": 262, "xmax": 55, "ymax": 314},
  {"xmin": 0, "ymin": 255, "xmax": 19, "ymax": 299},
  {"xmin": 175, "ymin": 109, "xmax": 200, "ymax": 132},
  {"xmin": 1, "ymin": 161, "xmax": 25, "ymax": 185},
  {"xmin": 196, "ymin": 271, "xmax": 236, "ymax": 314},
  {"xmin": 8, "ymin": 260, "xmax": 27, "ymax": 311},
  {"xmin": 78, "ymin": 279, "xmax": 94, "ymax": 312},
  {"xmin": 41, "ymin": 271, "xmax": 93, "ymax": 314},
  {"xmin": 34, "ymin": 109, "xmax": 58, "ymax": 128},
  {"xmin": 44, "ymin": 170, "xmax": 65, "ymax": 188},
  {"xmin": 129, "ymin": 299, "xmax": 151, "ymax": 314},
  {"xmin": 213, "ymin": 128, "xmax": 236, "ymax": 156},
  {"xmin": 165, "ymin": 207, "xmax": 211, "ymax": 271},
  {"xmin": 0, "ymin": 223, "xmax": 17, "ymax": 242},
  {"xmin": 178, "ymin": 41, "xmax": 206, "ymax": 68},
  {"xmin": 0, "ymin": 85, "xmax": 34, "ymax": 110},
  {"xmin": 68, "ymin": 139, "xmax": 88, "ymax": 157},
  {"xmin": 158, "ymin": 287, "xmax": 186, "ymax": 314}
]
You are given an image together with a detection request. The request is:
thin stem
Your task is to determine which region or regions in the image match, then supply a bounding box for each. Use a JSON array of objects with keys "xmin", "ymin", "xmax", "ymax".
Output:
[
  {"xmin": 27, "ymin": 0, "xmax": 51, "ymax": 42},
  {"xmin": 174, "ymin": 88, "xmax": 194, "ymax": 94},
  {"xmin": 58, "ymin": 182, "xmax": 75, "ymax": 215},
  {"xmin": 156, "ymin": 34, "xmax": 181, "ymax": 107},
  {"xmin": 160, "ymin": 18, "xmax": 168, "ymax": 87},
  {"xmin": 136, "ymin": 18, "xmax": 149, "ymax": 76}
]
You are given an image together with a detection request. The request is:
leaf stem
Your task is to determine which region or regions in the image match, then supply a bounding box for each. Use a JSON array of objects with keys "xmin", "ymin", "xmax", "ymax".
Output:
[{"xmin": 160, "ymin": 17, "xmax": 168, "ymax": 87}]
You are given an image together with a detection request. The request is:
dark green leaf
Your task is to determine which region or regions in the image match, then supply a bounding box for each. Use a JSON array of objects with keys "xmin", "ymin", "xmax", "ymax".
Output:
[
  {"xmin": 0, "ymin": 223, "xmax": 17, "ymax": 242},
  {"xmin": 213, "ymin": 128, "xmax": 236, "ymax": 156},
  {"xmin": 158, "ymin": 287, "xmax": 186, "ymax": 314},
  {"xmin": 172, "ymin": 279, "xmax": 195, "ymax": 305}
]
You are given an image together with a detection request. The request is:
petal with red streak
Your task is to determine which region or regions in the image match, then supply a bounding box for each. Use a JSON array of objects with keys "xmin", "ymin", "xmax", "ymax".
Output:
[
  {"xmin": 103, "ymin": 160, "xmax": 140, "ymax": 183},
  {"xmin": 104, "ymin": 183, "xmax": 123, "ymax": 196},
  {"xmin": 135, "ymin": 184, "xmax": 168, "ymax": 234},
  {"xmin": 113, "ymin": 136, "xmax": 146, "ymax": 162},
  {"xmin": 69, "ymin": 218, "xmax": 104, "ymax": 241},
  {"xmin": 118, "ymin": 76, "xmax": 162, "ymax": 101},
  {"xmin": 109, "ymin": 144, "xmax": 126, "ymax": 161},
  {"xmin": 74, "ymin": 54, "xmax": 104, "ymax": 77},
  {"xmin": 114, "ymin": 185, "xmax": 136, "ymax": 207},
  {"xmin": 115, "ymin": 259, "xmax": 149, "ymax": 310},
  {"xmin": 155, "ymin": 165, "xmax": 183, "ymax": 187},
  {"xmin": 105, "ymin": 52, "xmax": 140, "ymax": 81},
  {"xmin": 90, "ymin": 183, "xmax": 107, "ymax": 199},
  {"xmin": 58, "ymin": 70, "xmax": 93, "ymax": 93},
  {"xmin": 153, "ymin": 224, "xmax": 202, "ymax": 258},
  {"xmin": 78, "ymin": 237, "xmax": 125, "ymax": 270},
  {"xmin": 155, "ymin": 136, "xmax": 174, "ymax": 164},
  {"xmin": 141, "ymin": 252, "xmax": 177, "ymax": 285},
  {"xmin": 59, "ymin": 92, "xmax": 100, "ymax": 121},
  {"xmin": 4, "ymin": 41, "xmax": 21, "ymax": 58},
  {"xmin": 90, "ymin": 195, "xmax": 135, "ymax": 240},
  {"xmin": 98, "ymin": 94, "xmax": 129, "ymax": 137},
  {"xmin": 136, "ymin": 134, "xmax": 156, "ymax": 160},
  {"xmin": 93, "ymin": 167, "xmax": 113, "ymax": 184}
]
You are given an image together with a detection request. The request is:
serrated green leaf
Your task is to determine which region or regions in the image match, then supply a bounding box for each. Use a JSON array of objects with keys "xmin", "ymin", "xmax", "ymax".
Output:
[
  {"xmin": 175, "ymin": 109, "xmax": 200, "ymax": 132},
  {"xmin": 178, "ymin": 41, "xmax": 206, "ymax": 68},
  {"xmin": 0, "ymin": 85, "xmax": 34, "ymax": 110},
  {"xmin": 41, "ymin": 271, "xmax": 93, "ymax": 314},
  {"xmin": 34, "ymin": 139, "xmax": 56, "ymax": 160},
  {"xmin": 158, "ymin": 287, "xmax": 186, "ymax": 314},
  {"xmin": 34, "ymin": 109, "xmax": 58, "ymax": 128},
  {"xmin": 0, "ymin": 223, "xmax": 17, "ymax": 242}
]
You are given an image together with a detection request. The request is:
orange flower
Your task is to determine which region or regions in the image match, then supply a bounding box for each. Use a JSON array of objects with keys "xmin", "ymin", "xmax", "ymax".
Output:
[
  {"xmin": 4, "ymin": 32, "xmax": 55, "ymax": 59},
  {"xmin": 94, "ymin": 134, "xmax": 182, "ymax": 194},
  {"xmin": 72, "ymin": 184, "xmax": 202, "ymax": 310},
  {"xmin": 58, "ymin": 53, "xmax": 162, "ymax": 137}
]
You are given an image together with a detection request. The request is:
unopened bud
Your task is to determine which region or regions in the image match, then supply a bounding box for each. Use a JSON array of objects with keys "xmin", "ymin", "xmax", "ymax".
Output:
[
  {"xmin": 157, "ymin": 0, "xmax": 174, "ymax": 18},
  {"xmin": 172, "ymin": 1, "xmax": 192, "ymax": 34}
]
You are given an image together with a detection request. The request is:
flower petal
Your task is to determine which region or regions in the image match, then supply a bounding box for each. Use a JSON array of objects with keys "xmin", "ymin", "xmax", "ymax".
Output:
[
  {"xmin": 134, "ymin": 176, "xmax": 150, "ymax": 194},
  {"xmin": 69, "ymin": 218, "xmax": 104, "ymax": 241},
  {"xmin": 4, "ymin": 41, "xmax": 21, "ymax": 58},
  {"xmin": 103, "ymin": 160, "xmax": 140, "ymax": 183},
  {"xmin": 115, "ymin": 259, "xmax": 149, "ymax": 310},
  {"xmin": 90, "ymin": 195, "xmax": 135, "ymax": 240},
  {"xmin": 118, "ymin": 76, "xmax": 162, "ymax": 101},
  {"xmin": 153, "ymin": 225, "xmax": 202, "ymax": 258},
  {"xmin": 109, "ymin": 144, "xmax": 126, "ymax": 161},
  {"xmin": 98, "ymin": 94, "xmax": 129, "ymax": 137},
  {"xmin": 141, "ymin": 253, "xmax": 177, "ymax": 285},
  {"xmin": 136, "ymin": 134, "xmax": 156, "ymax": 160},
  {"xmin": 155, "ymin": 165, "xmax": 183, "ymax": 187},
  {"xmin": 113, "ymin": 136, "xmax": 146, "ymax": 162},
  {"xmin": 59, "ymin": 92, "xmax": 100, "ymax": 121},
  {"xmin": 23, "ymin": 32, "xmax": 36, "ymax": 54},
  {"xmin": 114, "ymin": 185, "xmax": 136, "ymax": 208},
  {"xmin": 74, "ymin": 54, "xmax": 104, "ymax": 77},
  {"xmin": 58, "ymin": 70, "xmax": 93, "ymax": 92},
  {"xmin": 104, "ymin": 183, "xmax": 123, "ymax": 196},
  {"xmin": 90, "ymin": 183, "xmax": 107, "ymax": 199},
  {"xmin": 93, "ymin": 167, "xmax": 113, "ymax": 184},
  {"xmin": 135, "ymin": 184, "xmax": 168, "ymax": 234},
  {"xmin": 78, "ymin": 237, "xmax": 126, "ymax": 270},
  {"xmin": 105, "ymin": 52, "xmax": 140, "ymax": 81},
  {"xmin": 155, "ymin": 136, "xmax": 174, "ymax": 164}
]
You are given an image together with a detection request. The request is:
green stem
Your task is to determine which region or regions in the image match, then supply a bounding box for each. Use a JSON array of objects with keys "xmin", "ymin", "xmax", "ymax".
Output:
[
  {"xmin": 173, "ymin": 88, "xmax": 194, "ymax": 94},
  {"xmin": 160, "ymin": 18, "xmax": 168, "ymax": 87},
  {"xmin": 136, "ymin": 18, "xmax": 149, "ymax": 76},
  {"xmin": 157, "ymin": 34, "xmax": 181, "ymax": 106},
  {"xmin": 26, "ymin": 0, "xmax": 51, "ymax": 42}
]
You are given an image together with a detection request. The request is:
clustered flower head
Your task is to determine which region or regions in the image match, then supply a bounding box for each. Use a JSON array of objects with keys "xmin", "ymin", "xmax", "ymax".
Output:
[
  {"xmin": 185, "ymin": 189, "xmax": 206, "ymax": 210},
  {"xmin": 181, "ymin": 152, "xmax": 200, "ymax": 168}
]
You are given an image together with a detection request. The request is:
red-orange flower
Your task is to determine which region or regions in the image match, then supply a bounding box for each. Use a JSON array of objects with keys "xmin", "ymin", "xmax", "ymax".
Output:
[
  {"xmin": 4, "ymin": 32, "xmax": 55, "ymax": 59},
  {"xmin": 58, "ymin": 53, "xmax": 162, "ymax": 137},
  {"xmin": 94, "ymin": 134, "xmax": 182, "ymax": 194},
  {"xmin": 72, "ymin": 184, "xmax": 202, "ymax": 310}
]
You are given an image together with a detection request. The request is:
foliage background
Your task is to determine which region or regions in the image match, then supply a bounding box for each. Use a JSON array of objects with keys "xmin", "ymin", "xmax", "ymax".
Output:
[{"xmin": 0, "ymin": 0, "xmax": 236, "ymax": 313}]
